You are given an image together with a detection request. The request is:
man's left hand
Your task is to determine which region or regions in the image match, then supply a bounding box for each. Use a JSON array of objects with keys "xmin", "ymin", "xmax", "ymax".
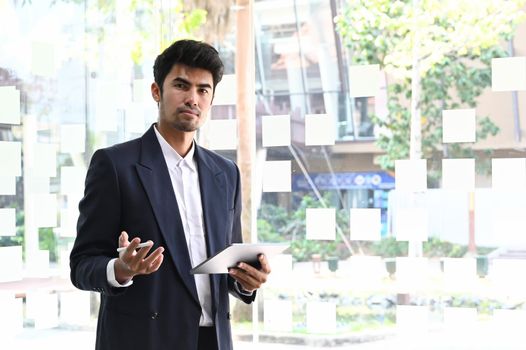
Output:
[{"xmin": 228, "ymin": 254, "xmax": 271, "ymax": 293}]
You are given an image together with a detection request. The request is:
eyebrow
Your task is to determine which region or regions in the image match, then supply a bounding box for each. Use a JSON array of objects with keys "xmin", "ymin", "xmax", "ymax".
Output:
[{"xmin": 172, "ymin": 77, "xmax": 212, "ymax": 90}]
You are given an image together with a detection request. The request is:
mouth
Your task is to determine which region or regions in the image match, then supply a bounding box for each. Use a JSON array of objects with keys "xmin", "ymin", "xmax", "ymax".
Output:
[{"xmin": 179, "ymin": 109, "xmax": 199, "ymax": 117}]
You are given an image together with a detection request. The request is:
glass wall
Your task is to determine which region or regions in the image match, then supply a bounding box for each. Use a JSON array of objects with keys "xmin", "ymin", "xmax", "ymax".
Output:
[{"xmin": 2, "ymin": 0, "xmax": 526, "ymax": 349}]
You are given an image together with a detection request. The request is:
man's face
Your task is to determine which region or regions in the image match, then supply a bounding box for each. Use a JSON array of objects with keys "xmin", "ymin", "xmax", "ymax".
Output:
[{"xmin": 153, "ymin": 64, "xmax": 214, "ymax": 133}]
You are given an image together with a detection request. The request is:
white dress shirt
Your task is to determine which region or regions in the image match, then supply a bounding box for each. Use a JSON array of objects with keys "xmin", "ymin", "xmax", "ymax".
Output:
[{"xmin": 106, "ymin": 125, "xmax": 213, "ymax": 326}]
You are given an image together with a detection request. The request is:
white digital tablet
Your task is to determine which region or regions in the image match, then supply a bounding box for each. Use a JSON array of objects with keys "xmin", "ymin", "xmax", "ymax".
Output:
[{"xmin": 190, "ymin": 243, "xmax": 289, "ymax": 274}]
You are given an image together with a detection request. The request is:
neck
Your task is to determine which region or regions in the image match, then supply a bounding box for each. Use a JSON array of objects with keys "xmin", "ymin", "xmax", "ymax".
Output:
[{"xmin": 156, "ymin": 122, "xmax": 195, "ymax": 157}]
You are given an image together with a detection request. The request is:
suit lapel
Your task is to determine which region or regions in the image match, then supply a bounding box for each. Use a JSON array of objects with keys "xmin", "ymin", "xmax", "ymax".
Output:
[
  {"xmin": 195, "ymin": 145, "xmax": 228, "ymax": 313},
  {"xmin": 135, "ymin": 126, "xmax": 199, "ymax": 306}
]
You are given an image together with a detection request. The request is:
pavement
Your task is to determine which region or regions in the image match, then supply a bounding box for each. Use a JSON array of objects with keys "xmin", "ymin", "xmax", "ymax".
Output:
[{"xmin": 5, "ymin": 324, "xmax": 525, "ymax": 350}]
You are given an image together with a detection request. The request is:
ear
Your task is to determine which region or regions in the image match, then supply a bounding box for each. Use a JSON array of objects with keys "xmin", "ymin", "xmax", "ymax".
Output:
[{"xmin": 151, "ymin": 82, "xmax": 161, "ymax": 102}]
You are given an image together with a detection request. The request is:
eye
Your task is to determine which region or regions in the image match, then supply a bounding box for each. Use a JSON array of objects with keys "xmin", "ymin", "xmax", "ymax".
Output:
[
  {"xmin": 199, "ymin": 88, "xmax": 210, "ymax": 95},
  {"xmin": 173, "ymin": 82, "xmax": 188, "ymax": 90}
]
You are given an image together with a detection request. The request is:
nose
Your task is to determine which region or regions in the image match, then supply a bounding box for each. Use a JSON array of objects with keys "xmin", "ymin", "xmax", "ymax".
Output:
[{"xmin": 184, "ymin": 89, "xmax": 198, "ymax": 106}]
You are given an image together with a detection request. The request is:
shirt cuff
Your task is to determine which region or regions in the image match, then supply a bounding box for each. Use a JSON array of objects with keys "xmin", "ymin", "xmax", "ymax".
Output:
[
  {"xmin": 234, "ymin": 280, "xmax": 254, "ymax": 296},
  {"xmin": 107, "ymin": 258, "xmax": 133, "ymax": 288}
]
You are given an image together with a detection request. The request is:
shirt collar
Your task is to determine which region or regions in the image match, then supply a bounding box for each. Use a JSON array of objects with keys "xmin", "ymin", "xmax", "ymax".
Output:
[{"xmin": 153, "ymin": 124, "xmax": 197, "ymax": 172}]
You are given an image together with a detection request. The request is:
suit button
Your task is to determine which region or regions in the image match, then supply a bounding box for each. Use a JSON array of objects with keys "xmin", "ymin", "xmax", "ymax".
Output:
[{"xmin": 151, "ymin": 312, "xmax": 159, "ymax": 320}]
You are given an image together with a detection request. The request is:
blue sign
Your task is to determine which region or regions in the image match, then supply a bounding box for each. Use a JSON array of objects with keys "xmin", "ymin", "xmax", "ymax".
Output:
[{"xmin": 292, "ymin": 171, "xmax": 395, "ymax": 191}]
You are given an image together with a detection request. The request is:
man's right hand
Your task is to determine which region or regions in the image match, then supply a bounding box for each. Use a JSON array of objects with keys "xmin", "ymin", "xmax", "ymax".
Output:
[{"xmin": 114, "ymin": 231, "xmax": 165, "ymax": 284}]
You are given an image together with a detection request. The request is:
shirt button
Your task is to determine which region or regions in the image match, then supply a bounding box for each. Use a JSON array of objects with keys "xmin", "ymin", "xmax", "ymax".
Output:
[{"xmin": 151, "ymin": 312, "xmax": 159, "ymax": 320}]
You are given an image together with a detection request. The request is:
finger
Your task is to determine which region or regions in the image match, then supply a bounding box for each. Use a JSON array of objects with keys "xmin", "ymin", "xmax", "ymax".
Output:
[
  {"xmin": 258, "ymin": 254, "xmax": 272, "ymax": 274},
  {"xmin": 147, "ymin": 252, "xmax": 164, "ymax": 273},
  {"xmin": 143, "ymin": 247, "xmax": 164, "ymax": 265},
  {"xmin": 134, "ymin": 241, "xmax": 154, "ymax": 260},
  {"xmin": 237, "ymin": 262, "xmax": 267, "ymax": 283},
  {"xmin": 119, "ymin": 231, "xmax": 129, "ymax": 246},
  {"xmin": 230, "ymin": 268, "xmax": 261, "ymax": 290}
]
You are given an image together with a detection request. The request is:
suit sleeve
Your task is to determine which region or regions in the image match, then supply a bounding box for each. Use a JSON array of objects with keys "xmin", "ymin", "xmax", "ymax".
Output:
[
  {"xmin": 227, "ymin": 162, "xmax": 256, "ymax": 304},
  {"xmin": 70, "ymin": 149, "xmax": 126, "ymax": 297}
]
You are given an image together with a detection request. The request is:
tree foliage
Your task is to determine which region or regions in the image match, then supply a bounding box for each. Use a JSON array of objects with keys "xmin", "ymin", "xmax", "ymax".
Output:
[{"xmin": 336, "ymin": 0, "xmax": 526, "ymax": 180}]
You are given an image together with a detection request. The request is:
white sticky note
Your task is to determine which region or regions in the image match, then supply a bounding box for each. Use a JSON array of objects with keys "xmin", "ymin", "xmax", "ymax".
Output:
[
  {"xmin": 491, "ymin": 208, "xmax": 526, "ymax": 246},
  {"xmin": 0, "ymin": 176, "xmax": 16, "ymax": 195},
  {"xmin": 492, "ymin": 57, "xmax": 526, "ymax": 91},
  {"xmin": 60, "ymin": 124, "xmax": 86, "ymax": 154},
  {"xmin": 307, "ymin": 302, "xmax": 336, "ymax": 334},
  {"xmin": 26, "ymin": 250, "xmax": 50, "ymax": 278},
  {"xmin": 0, "ymin": 141, "xmax": 21, "ymax": 176},
  {"xmin": 443, "ymin": 258, "xmax": 476, "ymax": 286},
  {"xmin": 492, "ymin": 158, "xmax": 526, "ymax": 190},
  {"xmin": 33, "ymin": 194, "xmax": 58, "ymax": 228},
  {"xmin": 262, "ymin": 161, "xmax": 291, "ymax": 192},
  {"xmin": 0, "ymin": 246, "xmax": 23, "ymax": 282},
  {"xmin": 26, "ymin": 176, "xmax": 50, "ymax": 194},
  {"xmin": 493, "ymin": 310, "xmax": 526, "ymax": 333},
  {"xmin": 264, "ymin": 300, "xmax": 293, "ymax": 332},
  {"xmin": 212, "ymin": 74, "xmax": 236, "ymax": 105},
  {"xmin": 306, "ymin": 208, "xmax": 336, "ymax": 240},
  {"xmin": 60, "ymin": 208, "xmax": 79, "ymax": 237},
  {"xmin": 395, "ymin": 159, "xmax": 427, "ymax": 192},
  {"xmin": 348, "ymin": 256, "xmax": 385, "ymax": 284},
  {"xmin": 396, "ymin": 305, "xmax": 428, "ymax": 333},
  {"xmin": 32, "ymin": 41, "xmax": 56, "ymax": 77},
  {"xmin": 0, "ymin": 86, "xmax": 20, "ymax": 125},
  {"xmin": 262, "ymin": 115, "xmax": 290, "ymax": 147},
  {"xmin": 266, "ymin": 254, "xmax": 293, "ymax": 286},
  {"xmin": 394, "ymin": 208, "xmax": 428, "ymax": 241},
  {"xmin": 60, "ymin": 291, "xmax": 91, "ymax": 325},
  {"xmin": 350, "ymin": 208, "xmax": 381, "ymax": 241},
  {"xmin": 125, "ymin": 103, "xmax": 146, "ymax": 134},
  {"xmin": 95, "ymin": 81, "xmax": 119, "ymax": 131},
  {"xmin": 132, "ymin": 79, "xmax": 150, "ymax": 103},
  {"xmin": 442, "ymin": 109, "xmax": 476, "ymax": 143},
  {"xmin": 490, "ymin": 259, "xmax": 526, "ymax": 289},
  {"xmin": 395, "ymin": 257, "xmax": 428, "ymax": 292},
  {"xmin": 26, "ymin": 292, "xmax": 59, "ymax": 329},
  {"xmin": 34, "ymin": 143, "xmax": 57, "ymax": 177},
  {"xmin": 443, "ymin": 307, "xmax": 477, "ymax": 330},
  {"xmin": 0, "ymin": 208, "xmax": 16, "ymax": 236},
  {"xmin": 0, "ymin": 294, "xmax": 23, "ymax": 337},
  {"xmin": 304, "ymin": 114, "xmax": 335, "ymax": 146},
  {"xmin": 348, "ymin": 64, "xmax": 380, "ymax": 97},
  {"xmin": 207, "ymin": 119, "xmax": 238, "ymax": 150},
  {"xmin": 442, "ymin": 158, "xmax": 475, "ymax": 190},
  {"xmin": 60, "ymin": 166, "xmax": 86, "ymax": 196}
]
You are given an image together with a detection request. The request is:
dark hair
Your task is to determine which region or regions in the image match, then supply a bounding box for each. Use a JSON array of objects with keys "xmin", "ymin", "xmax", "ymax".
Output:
[{"xmin": 153, "ymin": 39, "xmax": 224, "ymax": 94}]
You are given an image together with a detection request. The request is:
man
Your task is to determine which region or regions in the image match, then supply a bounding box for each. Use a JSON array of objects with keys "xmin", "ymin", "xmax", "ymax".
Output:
[{"xmin": 70, "ymin": 39, "xmax": 271, "ymax": 350}]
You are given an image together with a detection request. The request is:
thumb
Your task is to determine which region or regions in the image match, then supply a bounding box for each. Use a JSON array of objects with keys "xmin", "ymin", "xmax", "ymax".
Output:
[{"xmin": 119, "ymin": 231, "xmax": 129, "ymax": 247}]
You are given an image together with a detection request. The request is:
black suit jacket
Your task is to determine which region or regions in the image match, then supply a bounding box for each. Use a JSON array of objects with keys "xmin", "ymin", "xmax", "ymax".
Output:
[{"xmin": 70, "ymin": 125, "xmax": 255, "ymax": 350}]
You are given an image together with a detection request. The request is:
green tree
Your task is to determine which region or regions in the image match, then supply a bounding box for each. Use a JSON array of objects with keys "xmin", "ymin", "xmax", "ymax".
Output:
[{"xmin": 336, "ymin": 0, "xmax": 526, "ymax": 182}]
